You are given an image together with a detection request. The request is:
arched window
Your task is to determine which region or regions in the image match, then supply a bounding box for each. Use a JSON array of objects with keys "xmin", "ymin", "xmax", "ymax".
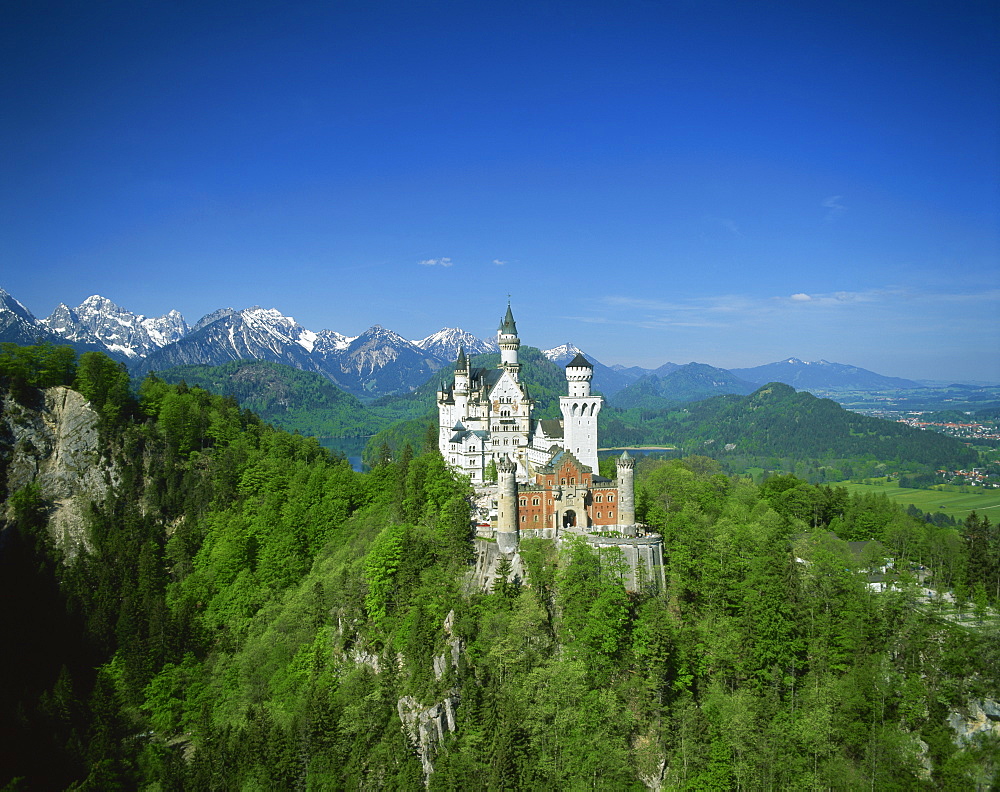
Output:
[
  {"xmin": 521, "ymin": 515, "xmax": 526, "ymax": 522},
  {"xmin": 533, "ymin": 515, "xmax": 539, "ymax": 523},
  {"xmin": 596, "ymin": 512, "xmax": 602, "ymax": 519},
  {"xmin": 570, "ymin": 477, "xmax": 575, "ymax": 485},
  {"xmin": 532, "ymin": 497, "xmax": 540, "ymax": 506},
  {"xmin": 561, "ymin": 477, "xmax": 566, "ymax": 485},
  {"xmin": 519, "ymin": 498, "xmax": 527, "ymax": 507},
  {"xmin": 609, "ymin": 495, "xmax": 615, "ymax": 502},
  {"xmin": 595, "ymin": 495, "xmax": 602, "ymax": 503}
]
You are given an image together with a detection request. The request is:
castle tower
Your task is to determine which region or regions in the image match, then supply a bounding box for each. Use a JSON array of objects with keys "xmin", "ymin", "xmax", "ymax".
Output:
[
  {"xmin": 559, "ymin": 353, "xmax": 603, "ymax": 473},
  {"xmin": 453, "ymin": 345, "xmax": 470, "ymax": 418},
  {"xmin": 497, "ymin": 303, "xmax": 521, "ymax": 381},
  {"xmin": 495, "ymin": 455, "xmax": 519, "ymax": 553},
  {"xmin": 616, "ymin": 450, "xmax": 636, "ymax": 529}
]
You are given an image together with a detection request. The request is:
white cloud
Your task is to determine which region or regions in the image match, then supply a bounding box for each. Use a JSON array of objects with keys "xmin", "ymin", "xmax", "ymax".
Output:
[
  {"xmin": 492, "ymin": 259, "xmax": 507, "ymax": 266},
  {"xmin": 586, "ymin": 285, "xmax": 988, "ymax": 332},
  {"xmin": 419, "ymin": 257, "xmax": 453, "ymax": 267},
  {"xmin": 822, "ymin": 195, "xmax": 846, "ymax": 222}
]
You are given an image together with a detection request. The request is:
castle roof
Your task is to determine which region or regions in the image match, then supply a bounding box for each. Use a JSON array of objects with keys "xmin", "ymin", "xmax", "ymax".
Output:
[
  {"xmin": 566, "ymin": 352, "xmax": 592, "ymax": 369},
  {"xmin": 498, "ymin": 303, "xmax": 517, "ymax": 335},
  {"xmin": 536, "ymin": 419, "xmax": 564, "ymax": 439},
  {"xmin": 538, "ymin": 447, "xmax": 592, "ymax": 474}
]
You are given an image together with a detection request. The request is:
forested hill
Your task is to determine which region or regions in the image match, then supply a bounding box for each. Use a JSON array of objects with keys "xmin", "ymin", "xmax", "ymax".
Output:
[
  {"xmin": 149, "ymin": 352, "xmax": 979, "ymax": 473},
  {"xmin": 603, "ymin": 382, "xmax": 979, "ymax": 469},
  {"xmin": 2, "ymin": 344, "xmax": 999, "ymax": 788},
  {"xmin": 154, "ymin": 360, "xmax": 368, "ymax": 434}
]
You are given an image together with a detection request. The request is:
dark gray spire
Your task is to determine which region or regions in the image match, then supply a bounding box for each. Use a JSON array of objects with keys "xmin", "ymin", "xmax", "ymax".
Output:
[
  {"xmin": 498, "ymin": 302, "xmax": 517, "ymax": 335},
  {"xmin": 566, "ymin": 352, "xmax": 592, "ymax": 369},
  {"xmin": 455, "ymin": 345, "xmax": 467, "ymax": 369}
]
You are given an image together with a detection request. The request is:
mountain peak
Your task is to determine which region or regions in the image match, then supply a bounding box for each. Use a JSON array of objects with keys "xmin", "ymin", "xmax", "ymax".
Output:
[
  {"xmin": 543, "ymin": 343, "xmax": 584, "ymax": 362},
  {"xmin": 415, "ymin": 327, "xmax": 497, "ymax": 360}
]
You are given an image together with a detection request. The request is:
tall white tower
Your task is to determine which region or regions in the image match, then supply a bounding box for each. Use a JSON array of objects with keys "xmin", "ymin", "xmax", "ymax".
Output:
[
  {"xmin": 559, "ymin": 353, "xmax": 602, "ymax": 472},
  {"xmin": 497, "ymin": 303, "xmax": 520, "ymax": 381},
  {"xmin": 453, "ymin": 345, "xmax": 470, "ymax": 418}
]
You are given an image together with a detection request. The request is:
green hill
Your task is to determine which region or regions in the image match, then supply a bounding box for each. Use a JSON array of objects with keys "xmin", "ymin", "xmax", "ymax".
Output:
[
  {"xmin": 154, "ymin": 360, "xmax": 380, "ymax": 437},
  {"xmin": 604, "ymin": 382, "xmax": 979, "ymax": 469},
  {"xmin": 151, "ymin": 359, "xmax": 979, "ymax": 473}
]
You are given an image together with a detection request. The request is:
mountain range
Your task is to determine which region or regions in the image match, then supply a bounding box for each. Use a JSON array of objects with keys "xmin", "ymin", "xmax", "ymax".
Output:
[
  {"xmin": 0, "ymin": 286, "xmax": 929, "ymax": 399},
  {"xmin": 730, "ymin": 357, "xmax": 922, "ymax": 390}
]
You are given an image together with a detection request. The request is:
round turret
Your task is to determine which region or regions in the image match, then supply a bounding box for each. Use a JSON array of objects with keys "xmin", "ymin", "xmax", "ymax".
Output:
[
  {"xmin": 495, "ymin": 456, "xmax": 519, "ymax": 553},
  {"xmin": 616, "ymin": 450, "xmax": 636, "ymax": 530},
  {"xmin": 565, "ymin": 352, "xmax": 593, "ymax": 398},
  {"xmin": 497, "ymin": 303, "xmax": 521, "ymax": 379}
]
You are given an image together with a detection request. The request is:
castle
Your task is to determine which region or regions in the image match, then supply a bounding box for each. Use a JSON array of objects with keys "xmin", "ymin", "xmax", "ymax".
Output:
[{"xmin": 437, "ymin": 304, "xmax": 637, "ymax": 553}]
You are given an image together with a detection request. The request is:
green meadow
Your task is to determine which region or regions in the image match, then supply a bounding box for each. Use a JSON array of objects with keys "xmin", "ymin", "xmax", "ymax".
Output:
[{"xmin": 836, "ymin": 480, "xmax": 1000, "ymax": 520}]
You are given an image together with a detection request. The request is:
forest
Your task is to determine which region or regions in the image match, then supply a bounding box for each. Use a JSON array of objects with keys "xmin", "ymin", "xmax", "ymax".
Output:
[{"xmin": 1, "ymin": 344, "xmax": 998, "ymax": 789}]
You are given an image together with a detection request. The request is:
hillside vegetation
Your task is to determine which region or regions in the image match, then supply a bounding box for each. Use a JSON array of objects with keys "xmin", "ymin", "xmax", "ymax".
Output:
[
  {"xmin": 1, "ymin": 344, "xmax": 998, "ymax": 789},
  {"xmin": 602, "ymin": 383, "xmax": 979, "ymax": 470},
  {"xmin": 150, "ymin": 352, "xmax": 979, "ymax": 480}
]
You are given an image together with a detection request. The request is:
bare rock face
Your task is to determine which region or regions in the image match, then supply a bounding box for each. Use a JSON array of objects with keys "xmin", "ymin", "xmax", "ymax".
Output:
[
  {"xmin": 1, "ymin": 386, "xmax": 112, "ymax": 551},
  {"xmin": 949, "ymin": 698, "xmax": 1000, "ymax": 746},
  {"xmin": 397, "ymin": 690, "xmax": 460, "ymax": 783}
]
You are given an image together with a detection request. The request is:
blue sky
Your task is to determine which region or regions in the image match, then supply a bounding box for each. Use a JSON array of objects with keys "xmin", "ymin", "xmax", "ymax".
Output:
[{"xmin": 2, "ymin": 0, "xmax": 998, "ymax": 381}]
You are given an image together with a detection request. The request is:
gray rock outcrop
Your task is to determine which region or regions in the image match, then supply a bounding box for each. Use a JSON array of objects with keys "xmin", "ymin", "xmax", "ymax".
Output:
[
  {"xmin": 948, "ymin": 697, "xmax": 1000, "ymax": 746},
  {"xmin": 1, "ymin": 386, "xmax": 111, "ymax": 550},
  {"xmin": 397, "ymin": 690, "xmax": 460, "ymax": 783}
]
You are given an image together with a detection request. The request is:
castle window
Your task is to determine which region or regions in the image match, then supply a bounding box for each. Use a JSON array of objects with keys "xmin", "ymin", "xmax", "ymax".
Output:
[
  {"xmin": 570, "ymin": 477, "xmax": 575, "ymax": 485},
  {"xmin": 521, "ymin": 515, "xmax": 526, "ymax": 523},
  {"xmin": 519, "ymin": 499, "xmax": 527, "ymax": 507},
  {"xmin": 609, "ymin": 511, "xmax": 614, "ymax": 519},
  {"xmin": 560, "ymin": 478, "xmax": 566, "ymax": 485},
  {"xmin": 533, "ymin": 515, "xmax": 539, "ymax": 523},
  {"xmin": 532, "ymin": 497, "xmax": 539, "ymax": 506},
  {"xmin": 595, "ymin": 495, "xmax": 602, "ymax": 503},
  {"xmin": 597, "ymin": 512, "xmax": 602, "ymax": 519},
  {"xmin": 609, "ymin": 495, "xmax": 615, "ymax": 502}
]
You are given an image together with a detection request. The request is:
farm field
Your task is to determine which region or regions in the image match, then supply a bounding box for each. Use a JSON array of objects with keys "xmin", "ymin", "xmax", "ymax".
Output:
[{"xmin": 836, "ymin": 480, "xmax": 1000, "ymax": 520}]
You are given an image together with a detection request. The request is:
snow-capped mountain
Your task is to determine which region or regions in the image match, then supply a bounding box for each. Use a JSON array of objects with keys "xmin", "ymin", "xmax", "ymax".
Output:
[
  {"xmin": 0, "ymin": 287, "xmax": 115, "ymax": 355},
  {"xmin": 313, "ymin": 328, "xmax": 356, "ymax": 354},
  {"xmin": 542, "ymin": 343, "xmax": 584, "ymax": 362},
  {"xmin": 415, "ymin": 328, "xmax": 498, "ymax": 361},
  {"xmin": 542, "ymin": 343, "xmax": 649, "ymax": 396},
  {"xmin": 729, "ymin": 358, "xmax": 922, "ymax": 390},
  {"xmin": 42, "ymin": 295, "xmax": 188, "ymax": 358},
  {"xmin": 134, "ymin": 310, "xmax": 448, "ymax": 397},
  {"xmin": 326, "ymin": 325, "xmax": 448, "ymax": 395},
  {"xmin": 1, "ymin": 285, "xmax": 936, "ymax": 400},
  {"xmin": 0, "ymin": 287, "xmax": 49, "ymax": 346},
  {"xmin": 135, "ymin": 306, "xmax": 328, "ymax": 378}
]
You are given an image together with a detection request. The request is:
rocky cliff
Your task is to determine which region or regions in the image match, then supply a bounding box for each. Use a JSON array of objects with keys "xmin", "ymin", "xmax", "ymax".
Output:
[{"xmin": 0, "ymin": 386, "xmax": 113, "ymax": 551}]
